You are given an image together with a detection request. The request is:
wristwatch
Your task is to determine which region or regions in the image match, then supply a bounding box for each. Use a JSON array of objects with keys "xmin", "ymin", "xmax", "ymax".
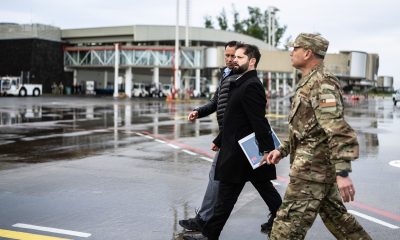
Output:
[{"xmin": 336, "ymin": 170, "xmax": 349, "ymax": 177}]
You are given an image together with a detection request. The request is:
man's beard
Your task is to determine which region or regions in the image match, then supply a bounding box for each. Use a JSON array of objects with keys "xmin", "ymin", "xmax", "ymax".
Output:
[{"xmin": 233, "ymin": 62, "xmax": 249, "ymax": 74}]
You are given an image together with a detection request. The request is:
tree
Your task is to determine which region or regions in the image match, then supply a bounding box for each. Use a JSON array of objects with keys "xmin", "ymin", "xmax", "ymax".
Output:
[
  {"xmin": 217, "ymin": 8, "xmax": 228, "ymax": 30},
  {"xmin": 242, "ymin": 7, "xmax": 264, "ymax": 41},
  {"xmin": 206, "ymin": 5, "xmax": 287, "ymax": 47},
  {"xmin": 204, "ymin": 15, "xmax": 214, "ymax": 29},
  {"xmin": 232, "ymin": 6, "xmax": 244, "ymax": 33}
]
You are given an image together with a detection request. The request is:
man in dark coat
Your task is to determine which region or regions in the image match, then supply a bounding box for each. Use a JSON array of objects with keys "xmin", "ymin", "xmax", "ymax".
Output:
[
  {"xmin": 179, "ymin": 41, "xmax": 240, "ymax": 231},
  {"xmin": 184, "ymin": 44, "xmax": 282, "ymax": 240}
]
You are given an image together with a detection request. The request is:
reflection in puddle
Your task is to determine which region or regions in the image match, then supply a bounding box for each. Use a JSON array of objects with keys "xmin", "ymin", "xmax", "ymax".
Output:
[
  {"xmin": 358, "ymin": 132, "xmax": 379, "ymax": 156},
  {"xmin": 0, "ymin": 97, "xmax": 398, "ymax": 169},
  {"xmin": 0, "ymin": 99, "xmax": 214, "ymax": 168}
]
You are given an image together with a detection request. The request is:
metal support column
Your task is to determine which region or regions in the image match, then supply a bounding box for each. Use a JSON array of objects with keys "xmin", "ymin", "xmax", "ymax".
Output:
[
  {"xmin": 104, "ymin": 70, "xmax": 108, "ymax": 88},
  {"xmin": 195, "ymin": 68, "xmax": 200, "ymax": 96},
  {"xmin": 283, "ymin": 73, "xmax": 287, "ymax": 97},
  {"xmin": 153, "ymin": 67, "xmax": 159, "ymax": 87},
  {"xmin": 276, "ymin": 73, "xmax": 280, "ymax": 97},
  {"xmin": 113, "ymin": 43, "xmax": 120, "ymax": 98},
  {"xmin": 73, "ymin": 69, "xmax": 77, "ymax": 87},
  {"xmin": 174, "ymin": 0, "xmax": 181, "ymax": 98},
  {"xmin": 267, "ymin": 71, "xmax": 272, "ymax": 97},
  {"xmin": 125, "ymin": 67, "xmax": 132, "ymax": 98}
]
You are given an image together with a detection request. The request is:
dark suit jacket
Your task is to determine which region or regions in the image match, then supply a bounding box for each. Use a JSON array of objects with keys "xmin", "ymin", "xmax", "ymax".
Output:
[{"xmin": 213, "ymin": 70, "xmax": 276, "ymax": 183}]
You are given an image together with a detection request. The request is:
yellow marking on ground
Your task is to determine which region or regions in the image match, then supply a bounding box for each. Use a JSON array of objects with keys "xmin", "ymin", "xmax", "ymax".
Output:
[
  {"xmin": 0, "ymin": 229, "xmax": 71, "ymax": 240},
  {"xmin": 266, "ymin": 113, "xmax": 287, "ymax": 118}
]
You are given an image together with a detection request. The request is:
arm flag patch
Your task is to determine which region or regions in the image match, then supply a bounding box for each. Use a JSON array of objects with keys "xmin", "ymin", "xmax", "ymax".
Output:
[{"xmin": 319, "ymin": 98, "xmax": 336, "ymax": 107}]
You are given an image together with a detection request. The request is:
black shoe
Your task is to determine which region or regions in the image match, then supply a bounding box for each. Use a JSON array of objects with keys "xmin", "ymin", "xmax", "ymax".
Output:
[
  {"xmin": 179, "ymin": 214, "xmax": 206, "ymax": 231},
  {"xmin": 260, "ymin": 214, "xmax": 275, "ymax": 236},
  {"xmin": 183, "ymin": 233, "xmax": 208, "ymax": 240}
]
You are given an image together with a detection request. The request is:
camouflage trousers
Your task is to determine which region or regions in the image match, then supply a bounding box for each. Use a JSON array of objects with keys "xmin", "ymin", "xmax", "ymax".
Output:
[{"xmin": 270, "ymin": 177, "xmax": 372, "ymax": 240}]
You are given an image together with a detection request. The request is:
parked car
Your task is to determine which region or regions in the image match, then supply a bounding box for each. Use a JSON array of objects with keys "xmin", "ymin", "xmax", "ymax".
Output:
[
  {"xmin": 132, "ymin": 83, "xmax": 149, "ymax": 97},
  {"xmin": 393, "ymin": 89, "xmax": 400, "ymax": 106}
]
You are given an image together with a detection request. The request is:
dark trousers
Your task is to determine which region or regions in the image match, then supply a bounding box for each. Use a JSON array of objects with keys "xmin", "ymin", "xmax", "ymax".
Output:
[{"xmin": 202, "ymin": 179, "xmax": 282, "ymax": 239}]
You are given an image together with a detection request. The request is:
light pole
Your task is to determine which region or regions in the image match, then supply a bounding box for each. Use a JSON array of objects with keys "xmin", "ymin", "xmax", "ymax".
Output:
[
  {"xmin": 268, "ymin": 6, "xmax": 279, "ymax": 47},
  {"xmin": 174, "ymin": 0, "xmax": 181, "ymax": 99},
  {"xmin": 185, "ymin": 0, "xmax": 190, "ymax": 47}
]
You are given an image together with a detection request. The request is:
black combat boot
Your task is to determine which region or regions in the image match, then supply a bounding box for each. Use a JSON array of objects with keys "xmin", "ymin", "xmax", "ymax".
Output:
[{"xmin": 183, "ymin": 233, "xmax": 208, "ymax": 240}]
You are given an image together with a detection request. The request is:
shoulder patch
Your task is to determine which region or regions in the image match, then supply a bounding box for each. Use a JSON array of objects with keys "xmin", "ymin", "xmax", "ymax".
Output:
[{"xmin": 319, "ymin": 93, "xmax": 337, "ymax": 108}]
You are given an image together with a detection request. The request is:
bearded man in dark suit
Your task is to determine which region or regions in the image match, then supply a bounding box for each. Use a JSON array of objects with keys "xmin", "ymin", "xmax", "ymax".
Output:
[{"xmin": 184, "ymin": 44, "xmax": 282, "ymax": 240}]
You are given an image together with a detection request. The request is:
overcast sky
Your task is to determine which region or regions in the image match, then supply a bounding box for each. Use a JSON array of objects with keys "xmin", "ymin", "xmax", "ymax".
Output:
[{"xmin": 1, "ymin": 0, "xmax": 399, "ymax": 88}]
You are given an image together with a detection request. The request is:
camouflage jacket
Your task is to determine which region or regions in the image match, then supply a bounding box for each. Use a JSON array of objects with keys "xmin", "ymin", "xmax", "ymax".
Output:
[{"xmin": 279, "ymin": 63, "xmax": 359, "ymax": 183}]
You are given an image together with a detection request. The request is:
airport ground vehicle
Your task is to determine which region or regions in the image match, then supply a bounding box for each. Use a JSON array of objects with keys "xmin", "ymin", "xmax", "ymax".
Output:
[
  {"xmin": 161, "ymin": 84, "xmax": 172, "ymax": 97},
  {"xmin": 132, "ymin": 83, "xmax": 149, "ymax": 97},
  {"xmin": 86, "ymin": 81, "xmax": 96, "ymax": 95},
  {"xmin": 0, "ymin": 76, "xmax": 42, "ymax": 96},
  {"xmin": 393, "ymin": 89, "xmax": 400, "ymax": 106},
  {"xmin": 148, "ymin": 83, "xmax": 164, "ymax": 98}
]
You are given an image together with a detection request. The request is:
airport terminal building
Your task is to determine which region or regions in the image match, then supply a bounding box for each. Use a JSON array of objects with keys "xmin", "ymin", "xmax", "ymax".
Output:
[{"xmin": 0, "ymin": 23, "xmax": 384, "ymax": 96}]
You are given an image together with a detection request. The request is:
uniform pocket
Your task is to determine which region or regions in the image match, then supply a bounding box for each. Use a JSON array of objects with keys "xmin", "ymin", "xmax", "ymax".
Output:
[{"xmin": 288, "ymin": 99, "xmax": 301, "ymax": 123}]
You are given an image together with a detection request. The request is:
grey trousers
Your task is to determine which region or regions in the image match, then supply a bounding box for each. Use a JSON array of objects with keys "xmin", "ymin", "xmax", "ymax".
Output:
[{"xmin": 198, "ymin": 151, "xmax": 220, "ymax": 221}]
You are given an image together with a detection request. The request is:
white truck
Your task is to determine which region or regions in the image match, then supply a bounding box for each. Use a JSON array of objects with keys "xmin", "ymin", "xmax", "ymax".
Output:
[
  {"xmin": 393, "ymin": 89, "xmax": 400, "ymax": 106},
  {"xmin": 0, "ymin": 76, "xmax": 42, "ymax": 96}
]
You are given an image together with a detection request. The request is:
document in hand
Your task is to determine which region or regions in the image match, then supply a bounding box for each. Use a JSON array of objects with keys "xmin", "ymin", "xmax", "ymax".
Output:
[{"xmin": 238, "ymin": 129, "xmax": 281, "ymax": 169}]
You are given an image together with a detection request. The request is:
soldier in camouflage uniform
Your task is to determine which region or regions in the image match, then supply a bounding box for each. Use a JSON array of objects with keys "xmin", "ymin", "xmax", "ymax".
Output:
[{"xmin": 262, "ymin": 33, "xmax": 372, "ymax": 240}]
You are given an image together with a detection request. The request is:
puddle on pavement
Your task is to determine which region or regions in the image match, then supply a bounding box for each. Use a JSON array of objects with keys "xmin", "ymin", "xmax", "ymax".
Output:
[
  {"xmin": 0, "ymin": 99, "xmax": 216, "ymax": 169},
  {"xmin": 0, "ymin": 97, "xmax": 398, "ymax": 170}
]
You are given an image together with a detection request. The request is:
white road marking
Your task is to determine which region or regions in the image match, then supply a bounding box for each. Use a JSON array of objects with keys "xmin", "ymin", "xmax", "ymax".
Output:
[
  {"xmin": 92, "ymin": 129, "xmax": 110, "ymax": 133},
  {"xmin": 12, "ymin": 223, "xmax": 92, "ymax": 237},
  {"xmin": 20, "ymin": 130, "xmax": 107, "ymax": 142},
  {"xmin": 135, "ymin": 132, "xmax": 145, "ymax": 137},
  {"xmin": 155, "ymin": 139, "xmax": 166, "ymax": 144},
  {"xmin": 182, "ymin": 149, "xmax": 197, "ymax": 155},
  {"xmin": 389, "ymin": 160, "xmax": 400, "ymax": 168},
  {"xmin": 135, "ymin": 132, "xmax": 400, "ymax": 231},
  {"xmin": 200, "ymin": 156, "xmax": 213, "ymax": 162},
  {"xmin": 167, "ymin": 143, "xmax": 181, "ymax": 149},
  {"xmin": 347, "ymin": 210, "xmax": 400, "ymax": 229}
]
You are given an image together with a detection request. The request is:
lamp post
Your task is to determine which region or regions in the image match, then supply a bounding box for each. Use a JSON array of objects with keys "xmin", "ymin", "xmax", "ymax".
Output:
[
  {"xmin": 173, "ymin": 0, "xmax": 181, "ymax": 99},
  {"xmin": 185, "ymin": 0, "xmax": 190, "ymax": 47},
  {"xmin": 268, "ymin": 6, "xmax": 279, "ymax": 47}
]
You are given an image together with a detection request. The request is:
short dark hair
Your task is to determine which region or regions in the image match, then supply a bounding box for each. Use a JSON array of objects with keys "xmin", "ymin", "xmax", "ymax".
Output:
[
  {"xmin": 224, "ymin": 41, "xmax": 239, "ymax": 49},
  {"xmin": 236, "ymin": 43, "xmax": 261, "ymax": 68}
]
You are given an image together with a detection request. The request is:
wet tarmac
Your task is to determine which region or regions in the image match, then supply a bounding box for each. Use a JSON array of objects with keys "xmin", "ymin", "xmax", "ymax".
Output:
[
  {"xmin": 0, "ymin": 95, "xmax": 399, "ymax": 239},
  {"xmin": 0, "ymin": 96, "xmax": 213, "ymax": 166}
]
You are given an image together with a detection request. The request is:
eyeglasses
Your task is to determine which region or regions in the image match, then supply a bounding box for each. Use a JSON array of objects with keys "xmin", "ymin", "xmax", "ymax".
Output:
[{"xmin": 289, "ymin": 46, "xmax": 301, "ymax": 51}]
